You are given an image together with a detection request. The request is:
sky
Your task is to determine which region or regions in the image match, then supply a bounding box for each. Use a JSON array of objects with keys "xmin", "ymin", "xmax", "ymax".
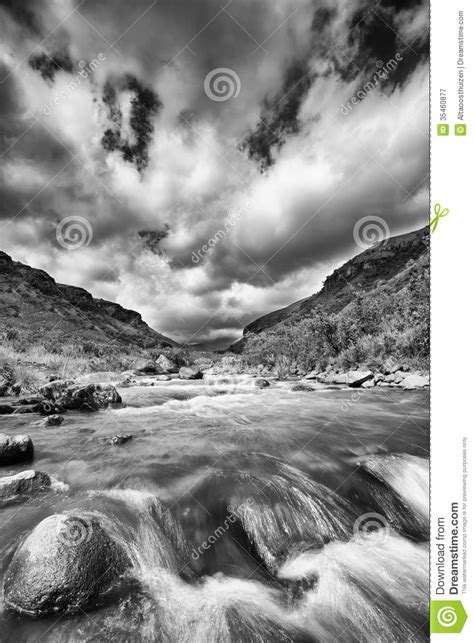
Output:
[{"xmin": 0, "ymin": 0, "xmax": 429, "ymax": 346}]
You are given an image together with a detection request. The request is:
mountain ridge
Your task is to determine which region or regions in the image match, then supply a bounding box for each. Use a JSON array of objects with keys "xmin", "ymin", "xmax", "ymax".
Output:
[
  {"xmin": 232, "ymin": 226, "xmax": 429, "ymax": 350},
  {"xmin": 0, "ymin": 250, "xmax": 176, "ymax": 352}
]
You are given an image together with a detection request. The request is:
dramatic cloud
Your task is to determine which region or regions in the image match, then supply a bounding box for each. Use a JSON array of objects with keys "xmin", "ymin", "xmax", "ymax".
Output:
[{"xmin": 0, "ymin": 0, "xmax": 429, "ymax": 345}]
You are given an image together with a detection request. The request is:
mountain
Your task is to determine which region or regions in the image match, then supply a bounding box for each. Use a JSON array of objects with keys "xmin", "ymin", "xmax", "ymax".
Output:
[
  {"xmin": 0, "ymin": 251, "xmax": 176, "ymax": 352},
  {"xmin": 232, "ymin": 226, "xmax": 429, "ymax": 349}
]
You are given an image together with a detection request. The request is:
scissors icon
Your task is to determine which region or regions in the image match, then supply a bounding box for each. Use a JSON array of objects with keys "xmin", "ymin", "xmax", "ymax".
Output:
[{"xmin": 430, "ymin": 203, "xmax": 449, "ymax": 233}]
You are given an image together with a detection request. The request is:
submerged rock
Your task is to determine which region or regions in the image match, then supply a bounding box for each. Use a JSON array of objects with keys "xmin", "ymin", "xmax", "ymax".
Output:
[
  {"xmin": 255, "ymin": 378, "xmax": 270, "ymax": 388},
  {"xmin": 179, "ymin": 366, "xmax": 203, "ymax": 380},
  {"xmin": 0, "ymin": 470, "xmax": 52, "ymax": 499},
  {"xmin": 0, "ymin": 433, "xmax": 34, "ymax": 466},
  {"xmin": 291, "ymin": 383, "xmax": 314, "ymax": 392},
  {"xmin": 44, "ymin": 414, "xmax": 64, "ymax": 427},
  {"xmin": 3, "ymin": 511, "xmax": 131, "ymax": 615},
  {"xmin": 104, "ymin": 434, "xmax": 133, "ymax": 446}
]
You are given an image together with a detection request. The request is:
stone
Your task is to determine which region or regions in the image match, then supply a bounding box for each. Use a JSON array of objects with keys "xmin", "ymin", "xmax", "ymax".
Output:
[
  {"xmin": 37, "ymin": 399, "xmax": 62, "ymax": 415},
  {"xmin": 0, "ymin": 377, "xmax": 8, "ymax": 396},
  {"xmin": 361, "ymin": 379, "xmax": 375, "ymax": 388},
  {"xmin": 291, "ymin": 384, "xmax": 315, "ymax": 392},
  {"xmin": 304, "ymin": 370, "xmax": 319, "ymax": 380},
  {"xmin": 255, "ymin": 378, "xmax": 270, "ymax": 388},
  {"xmin": 39, "ymin": 380, "xmax": 75, "ymax": 401},
  {"xmin": 104, "ymin": 434, "xmax": 133, "ymax": 446},
  {"xmin": 42, "ymin": 382, "xmax": 121, "ymax": 412},
  {"xmin": 401, "ymin": 374, "xmax": 429, "ymax": 389},
  {"xmin": 332, "ymin": 373, "xmax": 349, "ymax": 385},
  {"xmin": 155, "ymin": 355, "xmax": 179, "ymax": 373},
  {"xmin": 0, "ymin": 470, "xmax": 52, "ymax": 499},
  {"xmin": 0, "ymin": 434, "xmax": 34, "ymax": 466},
  {"xmin": 44, "ymin": 414, "xmax": 64, "ymax": 427},
  {"xmin": 133, "ymin": 358, "xmax": 158, "ymax": 374},
  {"xmin": 3, "ymin": 511, "xmax": 131, "ymax": 615},
  {"xmin": 346, "ymin": 371, "xmax": 373, "ymax": 388},
  {"xmin": 155, "ymin": 374, "xmax": 171, "ymax": 381},
  {"xmin": 179, "ymin": 366, "xmax": 203, "ymax": 380}
]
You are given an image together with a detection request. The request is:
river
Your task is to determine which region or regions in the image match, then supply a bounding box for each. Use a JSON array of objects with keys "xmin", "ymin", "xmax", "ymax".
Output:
[{"xmin": 0, "ymin": 378, "xmax": 429, "ymax": 642}]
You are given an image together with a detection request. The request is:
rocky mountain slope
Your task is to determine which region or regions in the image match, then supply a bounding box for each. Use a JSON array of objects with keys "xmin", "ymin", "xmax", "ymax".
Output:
[
  {"xmin": 0, "ymin": 251, "xmax": 176, "ymax": 352},
  {"xmin": 233, "ymin": 226, "xmax": 429, "ymax": 349}
]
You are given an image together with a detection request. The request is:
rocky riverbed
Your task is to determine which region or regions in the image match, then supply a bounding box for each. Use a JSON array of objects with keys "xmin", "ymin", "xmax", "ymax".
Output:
[{"xmin": 0, "ymin": 362, "xmax": 430, "ymax": 641}]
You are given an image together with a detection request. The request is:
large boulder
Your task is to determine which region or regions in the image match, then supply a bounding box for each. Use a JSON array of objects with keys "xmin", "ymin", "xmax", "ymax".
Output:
[
  {"xmin": 39, "ymin": 380, "xmax": 75, "ymax": 401},
  {"xmin": 179, "ymin": 366, "xmax": 203, "ymax": 380},
  {"xmin": 0, "ymin": 470, "xmax": 52, "ymax": 499},
  {"xmin": 3, "ymin": 511, "xmax": 131, "ymax": 615},
  {"xmin": 132, "ymin": 358, "xmax": 158, "ymax": 374},
  {"xmin": 155, "ymin": 355, "xmax": 179, "ymax": 374},
  {"xmin": 41, "ymin": 382, "xmax": 121, "ymax": 412},
  {"xmin": 401, "ymin": 374, "xmax": 429, "ymax": 389},
  {"xmin": 346, "ymin": 371, "xmax": 373, "ymax": 388},
  {"xmin": 0, "ymin": 434, "xmax": 34, "ymax": 466}
]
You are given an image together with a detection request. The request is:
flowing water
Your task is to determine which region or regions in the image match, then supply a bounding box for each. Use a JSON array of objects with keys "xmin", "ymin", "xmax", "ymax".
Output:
[{"xmin": 0, "ymin": 378, "xmax": 429, "ymax": 642}]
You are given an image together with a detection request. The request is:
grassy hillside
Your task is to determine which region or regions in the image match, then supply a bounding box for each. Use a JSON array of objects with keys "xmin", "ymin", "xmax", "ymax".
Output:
[
  {"xmin": 233, "ymin": 227, "xmax": 429, "ymax": 376},
  {"xmin": 0, "ymin": 251, "xmax": 176, "ymax": 363}
]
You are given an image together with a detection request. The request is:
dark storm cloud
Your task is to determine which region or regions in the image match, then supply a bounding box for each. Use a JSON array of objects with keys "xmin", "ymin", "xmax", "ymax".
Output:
[{"xmin": 0, "ymin": 0, "xmax": 429, "ymax": 343}]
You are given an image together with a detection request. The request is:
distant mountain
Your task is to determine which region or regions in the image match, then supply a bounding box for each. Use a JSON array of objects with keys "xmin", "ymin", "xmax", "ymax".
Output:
[
  {"xmin": 232, "ymin": 226, "xmax": 429, "ymax": 350},
  {"xmin": 0, "ymin": 251, "xmax": 176, "ymax": 352}
]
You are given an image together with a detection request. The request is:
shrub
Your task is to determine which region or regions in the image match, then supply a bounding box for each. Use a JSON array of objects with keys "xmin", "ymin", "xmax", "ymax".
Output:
[{"xmin": 243, "ymin": 262, "xmax": 429, "ymax": 375}]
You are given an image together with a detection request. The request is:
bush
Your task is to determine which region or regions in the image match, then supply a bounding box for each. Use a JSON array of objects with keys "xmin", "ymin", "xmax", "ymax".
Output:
[{"xmin": 243, "ymin": 261, "xmax": 429, "ymax": 376}]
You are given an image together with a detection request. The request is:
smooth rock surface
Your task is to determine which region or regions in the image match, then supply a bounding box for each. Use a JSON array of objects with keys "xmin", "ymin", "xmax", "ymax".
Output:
[
  {"xmin": 401, "ymin": 374, "xmax": 429, "ymax": 389},
  {"xmin": 3, "ymin": 511, "xmax": 131, "ymax": 615}
]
